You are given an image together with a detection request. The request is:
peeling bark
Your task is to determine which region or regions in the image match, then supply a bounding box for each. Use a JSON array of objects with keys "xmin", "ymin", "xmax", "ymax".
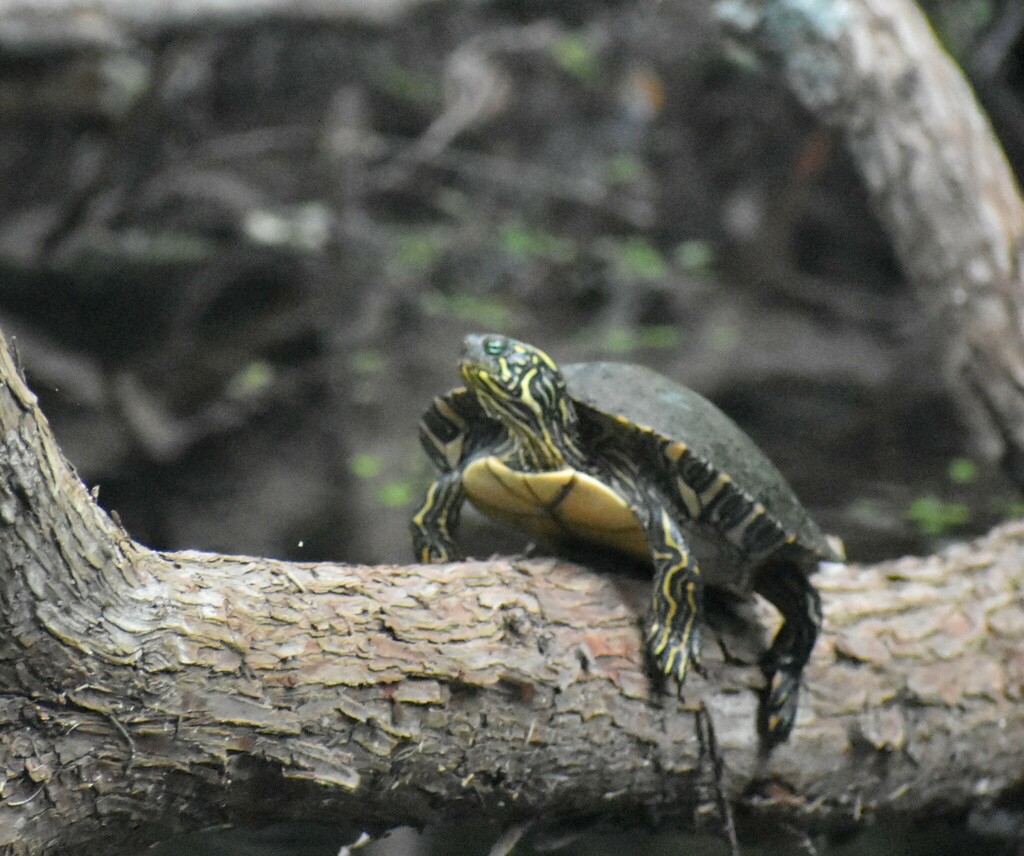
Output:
[
  {"xmin": 0, "ymin": 320, "xmax": 1023, "ymax": 853},
  {"xmin": 0, "ymin": 323, "xmax": 717, "ymax": 852},
  {"xmin": 1, "ymin": 0, "xmax": 1024, "ymax": 852}
]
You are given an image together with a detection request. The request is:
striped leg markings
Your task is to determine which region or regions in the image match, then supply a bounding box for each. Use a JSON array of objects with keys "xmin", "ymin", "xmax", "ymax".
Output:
[
  {"xmin": 755, "ymin": 562, "xmax": 822, "ymax": 745},
  {"xmin": 410, "ymin": 470, "xmax": 466, "ymax": 562},
  {"xmin": 644, "ymin": 506, "xmax": 703, "ymax": 690},
  {"xmin": 414, "ymin": 389, "xmax": 499, "ymax": 563}
]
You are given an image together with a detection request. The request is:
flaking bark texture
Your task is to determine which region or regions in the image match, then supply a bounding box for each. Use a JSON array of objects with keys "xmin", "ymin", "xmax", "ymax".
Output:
[
  {"xmin": 0, "ymin": 323, "xmax": 715, "ymax": 853},
  {"xmin": 0, "ymin": 321, "xmax": 1024, "ymax": 852},
  {"xmin": 1, "ymin": 0, "xmax": 1024, "ymax": 852}
]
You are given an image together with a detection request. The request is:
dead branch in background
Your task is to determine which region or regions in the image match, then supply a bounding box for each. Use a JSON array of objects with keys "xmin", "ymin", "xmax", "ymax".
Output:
[
  {"xmin": 0, "ymin": 0, "xmax": 1023, "ymax": 852},
  {"xmin": 714, "ymin": 0, "xmax": 1024, "ymax": 482}
]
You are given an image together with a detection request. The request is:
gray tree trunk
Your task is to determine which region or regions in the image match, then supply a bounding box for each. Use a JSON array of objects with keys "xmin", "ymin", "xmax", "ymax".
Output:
[{"xmin": 715, "ymin": 0, "xmax": 1024, "ymax": 480}]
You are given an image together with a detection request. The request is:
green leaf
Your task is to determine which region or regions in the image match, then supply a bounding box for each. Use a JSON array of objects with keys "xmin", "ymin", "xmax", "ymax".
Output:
[
  {"xmin": 351, "ymin": 350, "xmax": 385, "ymax": 375},
  {"xmin": 906, "ymin": 496, "xmax": 969, "ymax": 536},
  {"xmin": 225, "ymin": 360, "xmax": 274, "ymax": 399},
  {"xmin": 617, "ymin": 238, "xmax": 667, "ymax": 281},
  {"xmin": 378, "ymin": 481, "xmax": 415, "ymax": 507},
  {"xmin": 374, "ymin": 62, "xmax": 442, "ymax": 105},
  {"xmin": 947, "ymin": 457, "xmax": 977, "ymax": 484},
  {"xmin": 997, "ymin": 500, "xmax": 1024, "ymax": 520},
  {"xmin": 499, "ymin": 224, "xmax": 576, "ymax": 263},
  {"xmin": 551, "ymin": 35, "xmax": 599, "ymax": 82},
  {"xmin": 674, "ymin": 239, "xmax": 715, "ymax": 274},
  {"xmin": 350, "ymin": 453, "xmax": 381, "ymax": 479},
  {"xmin": 601, "ymin": 328, "xmax": 640, "ymax": 354},
  {"xmin": 501, "ymin": 224, "xmax": 539, "ymax": 257},
  {"xmin": 397, "ymin": 235, "xmax": 440, "ymax": 272},
  {"xmin": 599, "ymin": 325, "xmax": 679, "ymax": 354},
  {"xmin": 421, "ymin": 293, "xmax": 511, "ymax": 329},
  {"xmin": 640, "ymin": 325, "xmax": 679, "ymax": 349}
]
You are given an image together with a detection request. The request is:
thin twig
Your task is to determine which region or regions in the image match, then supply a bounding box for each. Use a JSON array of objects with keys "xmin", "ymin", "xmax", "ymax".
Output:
[{"xmin": 697, "ymin": 701, "xmax": 740, "ymax": 856}]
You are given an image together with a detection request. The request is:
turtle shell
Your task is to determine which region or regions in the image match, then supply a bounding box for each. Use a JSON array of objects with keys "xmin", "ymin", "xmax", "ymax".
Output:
[{"xmin": 561, "ymin": 361, "xmax": 841, "ymax": 563}]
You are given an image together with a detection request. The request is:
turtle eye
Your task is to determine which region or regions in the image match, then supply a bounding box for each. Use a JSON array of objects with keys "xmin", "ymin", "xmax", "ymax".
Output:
[{"xmin": 483, "ymin": 338, "xmax": 505, "ymax": 356}]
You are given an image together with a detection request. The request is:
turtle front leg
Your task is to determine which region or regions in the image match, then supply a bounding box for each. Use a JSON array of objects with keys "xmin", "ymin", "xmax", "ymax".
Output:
[
  {"xmin": 755, "ymin": 565, "xmax": 822, "ymax": 745},
  {"xmin": 643, "ymin": 506, "xmax": 704, "ymax": 688},
  {"xmin": 410, "ymin": 471, "xmax": 466, "ymax": 563}
]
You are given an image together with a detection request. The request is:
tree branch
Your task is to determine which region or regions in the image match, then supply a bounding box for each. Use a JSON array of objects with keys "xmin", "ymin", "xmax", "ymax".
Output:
[
  {"xmin": 0, "ymin": 320, "xmax": 1023, "ymax": 853},
  {"xmin": 0, "ymin": 0, "xmax": 435, "ymax": 37},
  {"xmin": 713, "ymin": 0, "xmax": 1024, "ymax": 481},
  {"xmin": 2, "ymin": 0, "xmax": 1024, "ymax": 852}
]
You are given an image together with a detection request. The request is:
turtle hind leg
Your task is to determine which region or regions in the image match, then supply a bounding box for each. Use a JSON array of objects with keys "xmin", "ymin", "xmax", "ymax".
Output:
[
  {"xmin": 754, "ymin": 562, "xmax": 822, "ymax": 746},
  {"xmin": 642, "ymin": 507, "xmax": 704, "ymax": 690}
]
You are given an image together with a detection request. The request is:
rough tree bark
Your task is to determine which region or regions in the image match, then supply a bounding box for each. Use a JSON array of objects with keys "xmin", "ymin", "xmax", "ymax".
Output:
[
  {"xmin": 1, "ymin": 320, "xmax": 1024, "ymax": 854},
  {"xmin": 1, "ymin": 0, "xmax": 1024, "ymax": 853}
]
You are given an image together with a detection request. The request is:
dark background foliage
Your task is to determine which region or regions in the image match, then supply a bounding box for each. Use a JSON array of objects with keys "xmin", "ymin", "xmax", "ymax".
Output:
[{"xmin": 0, "ymin": 1, "xmax": 1021, "ymax": 852}]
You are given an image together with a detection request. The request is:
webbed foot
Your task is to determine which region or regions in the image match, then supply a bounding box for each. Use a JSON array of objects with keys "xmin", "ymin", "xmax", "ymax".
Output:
[
  {"xmin": 759, "ymin": 663, "xmax": 800, "ymax": 745},
  {"xmin": 410, "ymin": 527, "xmax": 462, "ymax": 564},
  {"xmin": 643, "ymin": 507, "xmax": 705, "ymax": 692},
  {"xmin": 755, "ymin": 564, "xmax": 822, "ymax": 747},
  {"xmin": 645, "ymin": 615, "xmax": 702, "ymax": 688}
]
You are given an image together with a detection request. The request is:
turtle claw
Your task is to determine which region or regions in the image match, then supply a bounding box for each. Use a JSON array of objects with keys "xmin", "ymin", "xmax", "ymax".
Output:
[
  {"xmin": 410, "ymin": 527, "xmax": 461, "ymax": 564},
  {"xmin": 759, "ymin": 666, "xmax": 800, "ymax": 746},
  {"xmin": 421, "ymin": 542, "xmax": 463, "ymax": 564},
  {"xmin": 645, "ymin": 618, "xmax": 702, "ymax": 693}
]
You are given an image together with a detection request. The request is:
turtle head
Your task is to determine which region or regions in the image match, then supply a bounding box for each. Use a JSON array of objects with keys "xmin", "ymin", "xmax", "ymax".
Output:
[{"xmin": 460, "ymin": 334, "xmax": 582, "ymax": 469}]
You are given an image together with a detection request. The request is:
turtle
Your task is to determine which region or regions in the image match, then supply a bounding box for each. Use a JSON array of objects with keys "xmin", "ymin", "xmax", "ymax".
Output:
[{"xmin": 411, "ymin": 333, "xmax": 842, "ymax": 744}]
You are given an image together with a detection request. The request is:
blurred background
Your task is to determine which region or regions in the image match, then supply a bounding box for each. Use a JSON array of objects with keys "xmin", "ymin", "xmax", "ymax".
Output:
[{"xmin": 0, "ymin": 0, "xmax": 1022, "ymax": 853}]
